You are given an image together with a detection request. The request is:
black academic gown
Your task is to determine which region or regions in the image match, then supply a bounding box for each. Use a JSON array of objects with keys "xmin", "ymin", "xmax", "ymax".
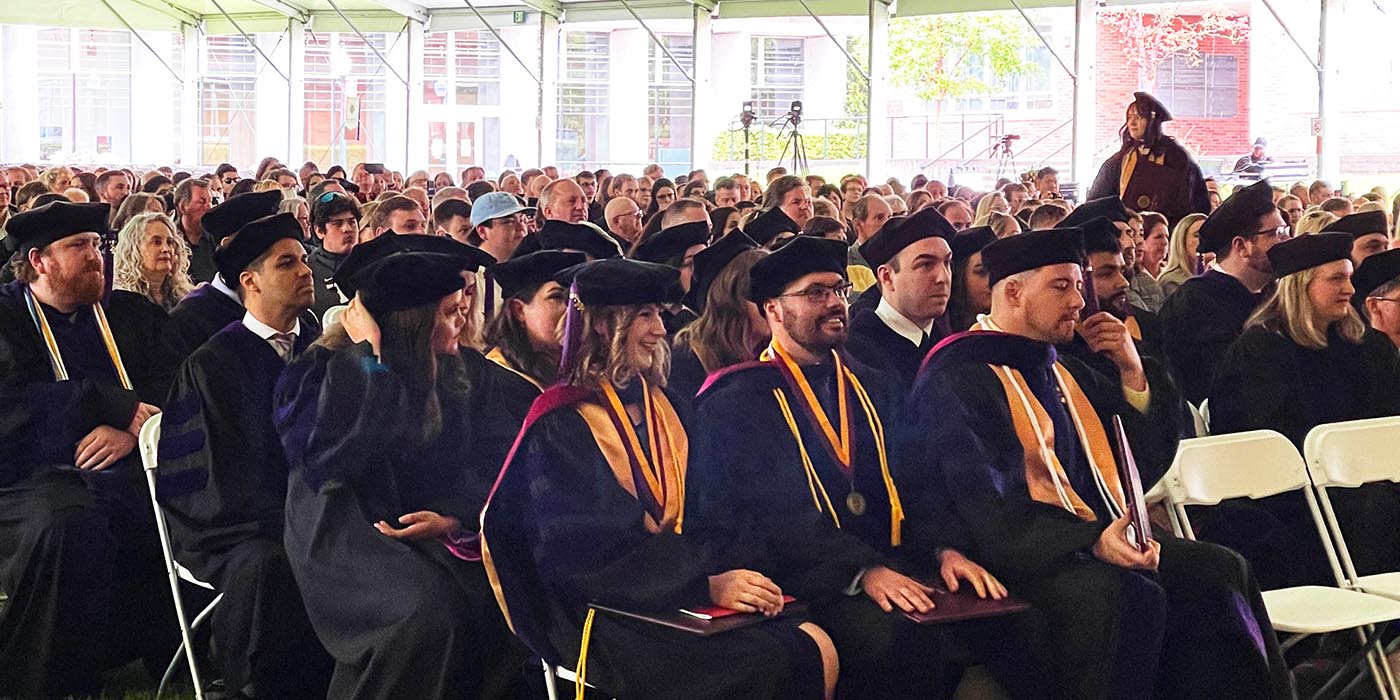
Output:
[
  {"xmin": 0, "ymin": 282, "xmax": 176, "ymax": 699},
  {"xmin": 163, "ymin": 281, "xmax": 323, "ymax": 363},
  {"xmin": 482, "ymin": 382, "xmax": 825, "ymax": 700},
  {"xmin": 275, "ymin": 343, "xmax": 534, "ymax": 700},
  {"xmin": 307, "ymin": 246, "xmax": 348, "ymax": 318},
  {"xmin": 1087, "ymin": 139, "xmax": 1211, "ymax": 226},
  {"xmin": 663, "ymin": 304, "xmax": 698, "ymax": 337},
  {"xmin": 158, "ymin": 321, "xmax": 332, "ymax": 699},
  {"xmin": 1159, "ymin": 270, "xmax": 1265, "ymax": 404},
  {"xmin": 184, "ymin": 228, "xmax": 219, "ymax": 285},
  {"xmin": 909, "ymin": 332, "xmax": 1294, "ymax": 700},
  {"xmin": 1206, "ymin": 326, "xmax": 1400, "ymax": 589},
  {"xmin": 844, "ymin": 308, "xmax": 944, "ymax": 389},
  {"xmin": 667, "ymin": 340, "xmax": 712, "ymax": 407},
  {"xmin": 690, "ymin": 357, "xmax": 1049, "ymax": 700}
]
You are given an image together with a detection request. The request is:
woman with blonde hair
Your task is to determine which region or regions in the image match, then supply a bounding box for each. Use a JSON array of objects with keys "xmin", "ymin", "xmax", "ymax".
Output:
[
  {"xmin": 1293, "ymin": 209, "xmax": 1337, "ymax": 236},
  {"xmin": 38, "ymin": 166, "xmax": 74, "ymax": 194},
  {"xmin": 973, "ymin": 192, "xmax": 1008, "ymax": 223},
  {"xmin": 279, "ymin": 195, "xmax": 312, "ymax": 240},
  {"xmin": 113, "ymin": 212, "xmax": 194, "ymax": 311},
  {"xmin": 1157, "ymin": 212, "xmax": 1208, "ymax": 297},
  {"xmin": 1210, "ymin": 232, "xmax": 1400, "ymax": 587}
]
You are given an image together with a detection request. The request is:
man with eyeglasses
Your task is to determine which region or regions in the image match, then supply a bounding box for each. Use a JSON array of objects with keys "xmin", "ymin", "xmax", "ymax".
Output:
[
  {"xmin": 602, "ymin": 196, "xmax": 644, "ymax": 247},
  {"xmin": 1275, "ymin": 194, "xmax": 1304, "ymax": 231},
  {"xmin": 308, "ymin": 191, "xmax": 362, "ymax": 316},
  {"xmin": 1352, "ymin": 249, "xmax": 1400, "ymax": 349},
  {"xmin": 1160, "ymin": 179, "xmax": 1283, "ymax": 403},
  {"xmin": 690, "ymin": 236, "xmax": 1045, "ymax": 699},
  {"xmin": 214, "ymin": 163, "xmax": 239, "ymax": 204},
  {"xmin": 469, "ymin": 192, "xmax": 535, "ymax": 326}
]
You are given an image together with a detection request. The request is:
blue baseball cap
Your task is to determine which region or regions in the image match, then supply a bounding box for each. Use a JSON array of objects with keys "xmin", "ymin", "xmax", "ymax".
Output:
[{"xmin": 470, "ymin": 192, "xmax": 535, "ymax": 228}]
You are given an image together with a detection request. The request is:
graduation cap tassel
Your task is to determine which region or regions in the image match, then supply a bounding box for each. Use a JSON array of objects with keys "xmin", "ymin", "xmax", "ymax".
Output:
[
  {"xmin": 557, "ymin": 280, "xmax": 585, "ymax": 379},
  {"xmin": 1195, "ymin": 253, "xmax": 1205, "ymax": 276}
]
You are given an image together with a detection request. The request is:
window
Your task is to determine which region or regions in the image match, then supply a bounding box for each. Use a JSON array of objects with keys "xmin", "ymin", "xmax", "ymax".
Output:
[
  {"xmin": 557, "ymin": 32, "xmax": 610, "ymax": 167},
  {"xmin": 1155, "ymin": 54, "xmax": 1238, "ymax": 118},
  {"xmin": 750, "ymin": 37, "xmax": 804, "ymax": 121},
  {"xmin": 300, "ymin": 31, "xmax": 391, "ymax": 169},
  {"xmin": 953, "ymin": 32, "xmax": 1053, "ymax": 113},
  {"xmin": 35, "ymin": 28, "xmax": 134, "ymax": 161},
  {"xmin": 648, "ymin": 35, "xmax": 692, "ymax": 167},
  {"xmin": 200, "ymin": 33, "xmax": 259, "ymax": 165}
]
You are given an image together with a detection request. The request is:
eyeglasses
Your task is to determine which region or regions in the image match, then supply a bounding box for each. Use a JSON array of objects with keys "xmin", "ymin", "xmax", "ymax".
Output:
[
  {"xmin": 1370, "ymin": 296, "xmax": 1400, "ymax": 304},
  {"xmin": 1249, "ymin": 226, "xmax": 1291, "ymax": 241},
  {"xmin": 778, "ymin": 282, "xmax": 853, "ymax": 304},
  {"xmin": 221, "ymin": 177, "xmax": 238, "ymax": 185}
]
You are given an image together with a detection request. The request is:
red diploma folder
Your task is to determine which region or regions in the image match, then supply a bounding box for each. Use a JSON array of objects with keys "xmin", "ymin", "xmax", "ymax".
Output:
[
  {"xmin": 902, "ymin": 588, "xmax": 1031, "ymax": 625},
  {"xmin": 1110, "ymin": 414, "xmax": 1154, "ymax": 552},
  {"xmin": 591, "ymin": 597, "xmax": 803, "ymax": 637}
]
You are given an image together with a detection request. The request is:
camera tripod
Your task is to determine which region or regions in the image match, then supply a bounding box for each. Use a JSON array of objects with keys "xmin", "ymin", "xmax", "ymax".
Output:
[
  {"xmin": 992, "ymin": 135, "xmax": 1019, "ymax": 181},
  {"xmin": 775, "ymin": 111, "xmax": 809, "ymax": 175}
]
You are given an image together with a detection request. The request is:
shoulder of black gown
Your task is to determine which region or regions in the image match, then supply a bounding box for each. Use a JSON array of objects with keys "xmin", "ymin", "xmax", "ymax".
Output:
[
  {"xmin": 845, "ymin": 309, "xmax": 907, "ymax": 382},
  {"xmin": 1208, "ymin": 325, "xmax": 1300, "ymax": 439},
  {"xmin": 693, "ymin": 359, "xmax": 783, "ymax": 404},
  {"xmin": 665, "ymin": 340, "xmax": 710, "ymax": 408}
]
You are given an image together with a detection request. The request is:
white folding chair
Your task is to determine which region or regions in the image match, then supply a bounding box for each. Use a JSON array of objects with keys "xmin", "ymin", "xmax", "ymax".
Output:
[
  {"xmin": 1188, "ymin": 401, "xmax": 1210, "ymax": 437},
  {"xmin": 139, "ymin": 414, "xmax": 223, "ymax": 700},
  {"xmin": 1155, "ymin": 429, "xmax": 1400, "ymax": 700},
  {"xmin": 321, "ymin": 304, "xmax": 348, "ymax": 330},
  {"xmin": 1304, "ymin": 417, "xmax": 1400, "ymax": 600},
  {"xmin": 541, "ymin": 658, "xmax": 611, "ymax": 700}
]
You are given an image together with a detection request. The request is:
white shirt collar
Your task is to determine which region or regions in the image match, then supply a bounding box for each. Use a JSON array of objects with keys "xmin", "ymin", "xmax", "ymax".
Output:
[
  {"xmin": 242, "ymin": 310, "xmax": 300, "ymax": 343},
  {"xmin": 874, "ymin": 297, "xmax": 935, "ymax": 347},
  {"xmin": 211, "ymin": 274, "xmax": 242, "ymax": 305}
]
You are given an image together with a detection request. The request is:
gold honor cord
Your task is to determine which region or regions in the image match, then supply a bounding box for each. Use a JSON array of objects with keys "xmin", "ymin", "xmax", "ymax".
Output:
[{"xmin": 24, "ymin": 288, "xmax": 133, "ymax": 390}]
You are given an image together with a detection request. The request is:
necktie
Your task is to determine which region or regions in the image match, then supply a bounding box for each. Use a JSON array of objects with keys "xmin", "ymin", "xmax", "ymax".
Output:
[
  {"xmin": 918, "ymin": 330, "xmax": 932, "ymax": 353},
  {"xmin": 270, "ymin": 332, "xmax": 295, "ymax": 362}
]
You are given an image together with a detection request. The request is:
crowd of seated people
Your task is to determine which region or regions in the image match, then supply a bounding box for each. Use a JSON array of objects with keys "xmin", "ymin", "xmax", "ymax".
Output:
[{"xmin": 6, "ymin": 130, "xmax": 1400, "ymax": 700}]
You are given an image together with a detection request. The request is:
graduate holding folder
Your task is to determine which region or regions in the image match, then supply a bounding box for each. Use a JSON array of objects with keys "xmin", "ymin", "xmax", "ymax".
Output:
[
  {"xmin": 907, "ymin": 228, "xmax": 1295, "ymax": 700},
  {"xmin": 689, "ymin": 236, "xmax": 1049, "ymax": 700},
  {"xmin": 481, "ymin": 258, "xmax": 838, "ymax": 700}
]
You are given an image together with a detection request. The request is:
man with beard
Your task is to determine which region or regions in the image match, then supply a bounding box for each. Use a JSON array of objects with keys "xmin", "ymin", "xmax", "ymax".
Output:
[
  {"xmin": 1159, "ymin": 179, "xmax": 1282, "ymax": 403},
  {"xmin": 308, "ymin": 190, "xmax": 361, "ymax": 316},
  {"xmin": 159, "ymin": 213, "xmax": 333, "ymax": 700},
  {"xmin": 845, "ymin": 206, "xmax": 957, "ymax": 388},
  {"xmin": 0, "ymin": 201, "xmax": 175, "ymax": 699},
  {"xmin": 690, "ymin": 237, "xmax": 1049, "ymax": 700},
  {"xmin": 906, "ymin": 228, "xmax": 1293, "ymax": 700},
  {"xmin": 162, "ymin": 190, "xmax": 321, "ymax": 361}
]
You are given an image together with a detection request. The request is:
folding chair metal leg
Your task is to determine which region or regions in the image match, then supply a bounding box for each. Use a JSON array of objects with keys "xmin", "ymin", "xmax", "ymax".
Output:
[
  {"xmin": 1306, "ymin": 625, "xmax": 1394, "ymax": 700},
  {"xmin": 542, "ymin": 659, "xmax": 560, "ymax": 700},
  {"xmin": 155, "ymin": 591, "xmax": 220, "ymax": 700}
]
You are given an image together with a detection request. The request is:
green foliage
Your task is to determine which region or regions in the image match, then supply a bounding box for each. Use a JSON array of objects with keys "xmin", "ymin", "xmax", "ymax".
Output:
[
  {"xmin": 888, "ymin": 13, "xmax": 1039, "ymax": 105},
  {"xmin": 711, "ymin": 126, "xmax": 868, "ymax": 162},
  {"xmin": 845, "ymin": 35, "xmax": 870, "ymax": 117}
]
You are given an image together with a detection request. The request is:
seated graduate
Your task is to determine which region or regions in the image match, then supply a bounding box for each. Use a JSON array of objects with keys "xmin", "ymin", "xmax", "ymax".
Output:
[
  {"xmin": 483, "ymin": 249, "xmax": 585, "ymax": 390},
  {"xmin": 480, "ymin": 257, "xmax": 838, "ymax": 700},
  {"xmin": 158, "ymin": 212, "xmax": 332, "ymax": 699},
  {"xmin": 845, "ymin": 206, "xmax": 957, "ymax": 388},
  {"xmin": 669, "ymin": 232, "xmax": 769, "ymax": 401},
  {"xmin": 1210, "ymin": 233, "xmax": 1400, "ymax": 588},
  {"xmin": 1351, "ymin": 249, "xmax": 1400, "ymax": 350},
  {"xmin": 945, "ymin": 225, "xmax": 997, "ymax": 331},
  {"xmin": 1063, "ymin": 217, "xmax": 1190, "ymax": 455},
  {"xmin": 163, "ymin": 190, "xmax": 319, "ymax": 360},
  {"xmin": 274, "ymin": 233, "xmax": 530, "ymax": 700},
  {"xmin": 908, "ymin": 228, "xmax": 1294, "ymax": 700},
  {"xmin": 0, "ymin": 201, "xmax": 175, "ymax": 699},
  {"xmin": 630, "ymin": 209, "xmax": 711, "ymax": 335},
  {"xmin": 690, "ymin": 236, "xmax": 1047, "ymax": 700}
]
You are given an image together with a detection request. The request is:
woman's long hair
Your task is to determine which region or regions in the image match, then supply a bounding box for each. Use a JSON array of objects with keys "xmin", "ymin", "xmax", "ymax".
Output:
[
  {"xmin": 1159, "ymin": 213, "xmax": 1208, "ymax": 283},
  {"xmin": 673, "ymin": 248, "xmax": 769, "ymax": 372},
  {"xmin": 1246, "ymin": 265, "xmax": 1365, "ymax": 350},
  {"xmin": 561, "ymin": 304, "xmax": 669, "ymax": 390},
  {"xmin": 483, "ymin": 282, "xmax": 562, "ymax": 386},
  {"xmin": 1119, "ymin": 100, "xmax": 1167, "ymax": 151},
  {"xmin": 113, "ymin": 212, "xmax": 194, "ymax": 308},
  {"xmin": 111, "ymin": 192, "xmax": 166, "ymax": 231},
  {"xmin": 947, "ymin": 254, "xmax": 986, "ymax": 332},
  {"xmin": 642, "ymin": 177, "xmax": 676, "ymax": 223}
]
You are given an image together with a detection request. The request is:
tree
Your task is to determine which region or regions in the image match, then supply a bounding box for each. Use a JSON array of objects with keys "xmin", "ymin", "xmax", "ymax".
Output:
[
  {"xmin": 888, "ymin": 13, "xmax": 1039, "ymax": 107},
  {"xmin": 1099, "ymin": 7, "xmax": 1250, "ymax": 86}
]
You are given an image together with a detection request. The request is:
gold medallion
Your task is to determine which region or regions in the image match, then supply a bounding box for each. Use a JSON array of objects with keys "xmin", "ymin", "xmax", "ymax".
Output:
[
  {"xmin": 1136, "ymin": 195, "xmax": 1152, "ymax": 210},
  {"xmin": 846, "ymin": 491, "xmax": 867, "ymax": 516}
]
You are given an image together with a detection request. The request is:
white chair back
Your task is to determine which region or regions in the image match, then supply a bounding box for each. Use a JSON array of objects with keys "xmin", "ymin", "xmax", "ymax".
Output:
[
  {"xmin": 1169, "ymin": 429, "xmax": 1309, "ymax": 506},
  {"xmin": 322, "ymin": 304, "xmax": 348, "ymax": 329},
  {"xmin": 1188, "ymin": 401, "xmax": 1210, "ymax": 437},
  {"xmin": 1303, "ymin": 417, "xmax": 1400, "ymax": 488}
]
